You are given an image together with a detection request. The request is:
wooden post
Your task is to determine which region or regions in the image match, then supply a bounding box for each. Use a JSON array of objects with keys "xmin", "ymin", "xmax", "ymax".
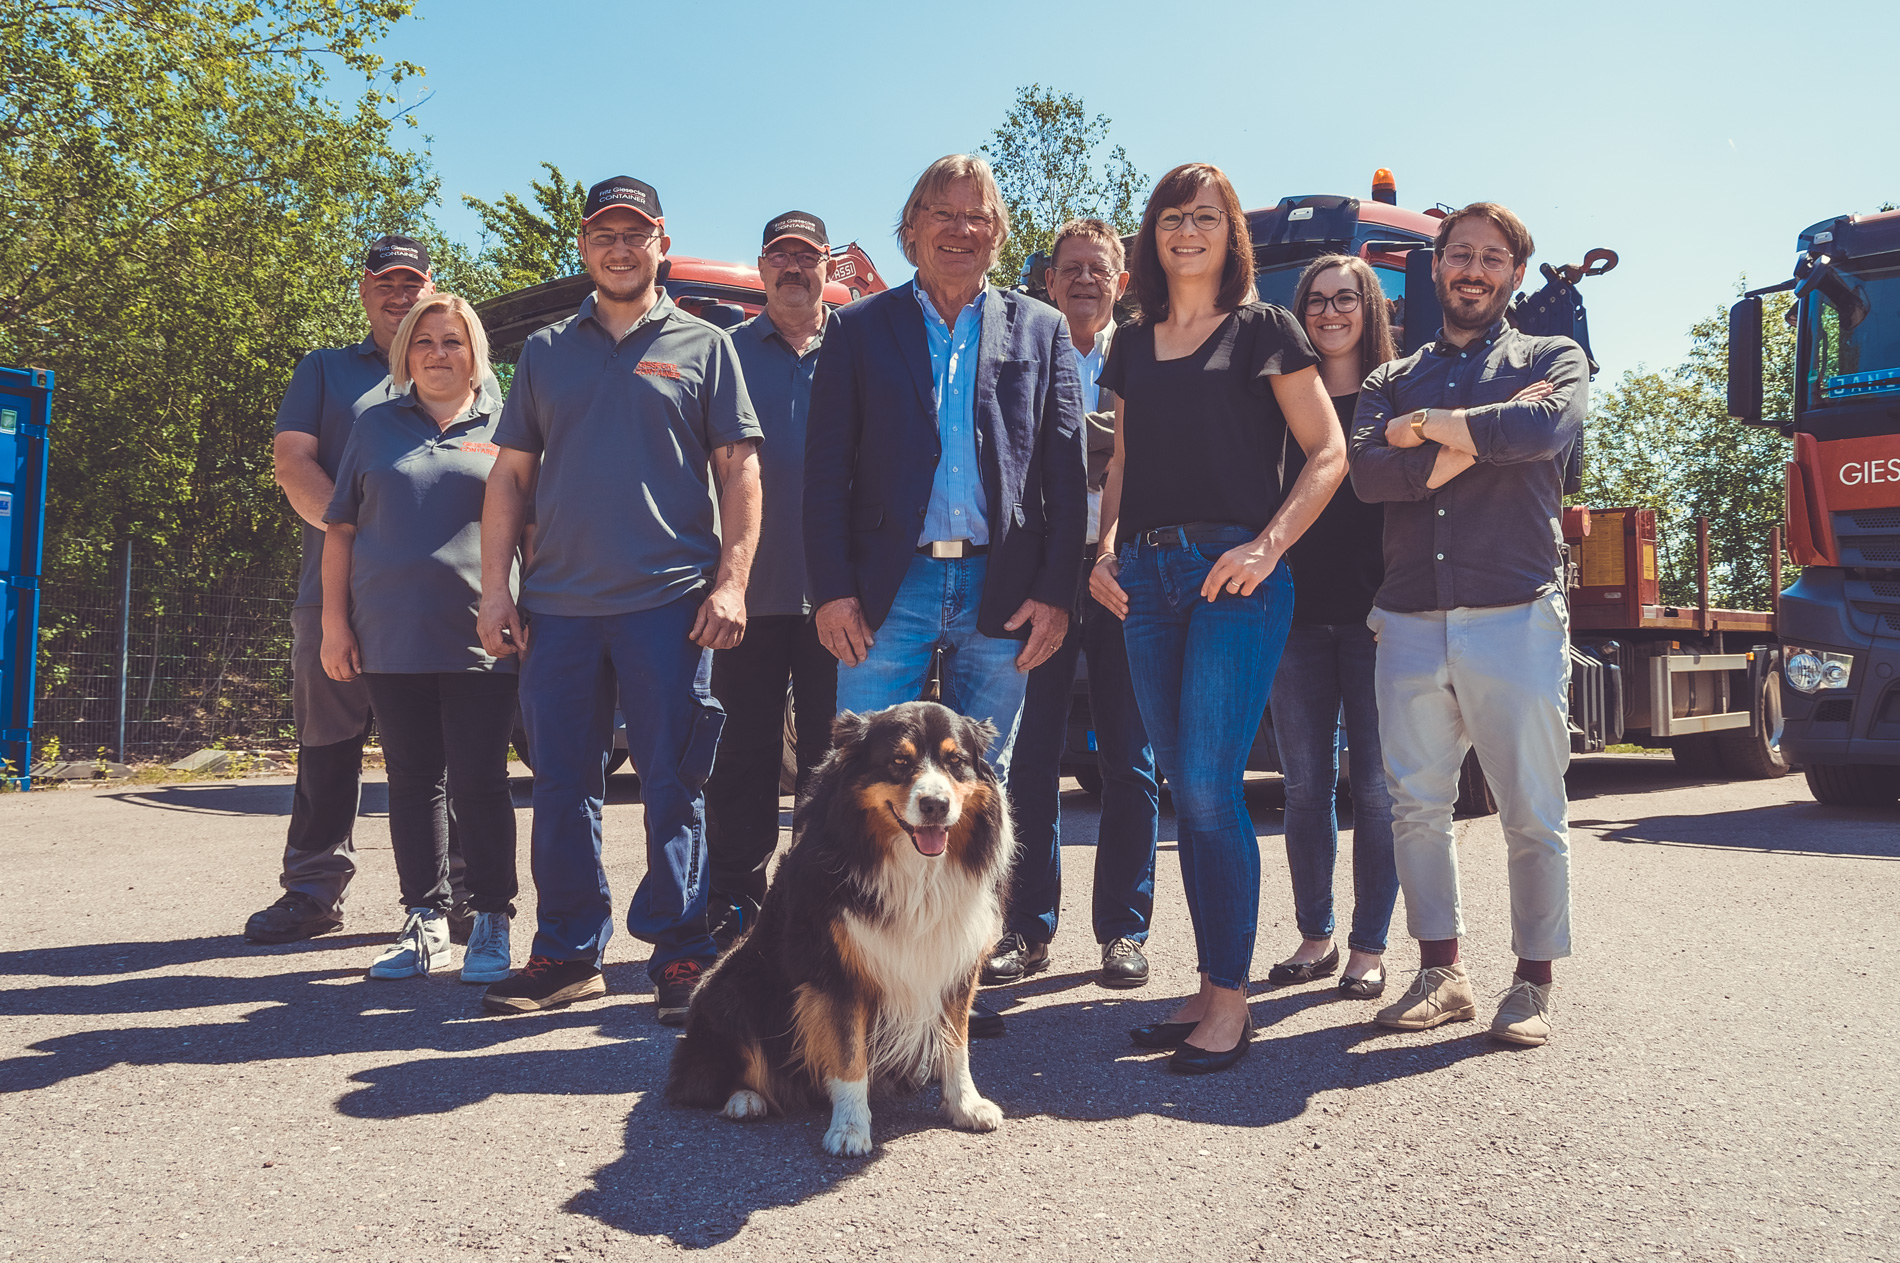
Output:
[{"xmin": 1696, "ymin": 516, "xmax": 1711, "ymax": 633}]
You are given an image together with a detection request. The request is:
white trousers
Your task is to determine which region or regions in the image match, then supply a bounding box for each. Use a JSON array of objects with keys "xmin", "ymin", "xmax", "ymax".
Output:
[{"xmin": 1368, "ymin": 592, "xmax": 1573, "ymax": 961}]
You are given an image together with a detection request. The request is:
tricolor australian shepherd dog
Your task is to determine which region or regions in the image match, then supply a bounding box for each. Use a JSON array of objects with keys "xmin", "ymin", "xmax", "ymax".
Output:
[{"xmin": 667, "ymin": 701, "xmax": 1010, "ymax": 1156}]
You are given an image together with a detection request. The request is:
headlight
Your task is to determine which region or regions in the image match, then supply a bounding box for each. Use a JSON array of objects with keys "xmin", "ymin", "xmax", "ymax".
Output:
[{"xmin": 1784, "ymin": 647, "xmax": 1853, "ymax": 694}]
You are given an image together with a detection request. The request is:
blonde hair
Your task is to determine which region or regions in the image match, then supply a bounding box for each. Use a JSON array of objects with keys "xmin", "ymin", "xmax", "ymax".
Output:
[
  {"xmin": 894, "ymin": 154, "xmax": 1011, "ymax": 269},
  {"xmin": 388, "ymin": 293, "xmax": 490, "ymax": 392}
]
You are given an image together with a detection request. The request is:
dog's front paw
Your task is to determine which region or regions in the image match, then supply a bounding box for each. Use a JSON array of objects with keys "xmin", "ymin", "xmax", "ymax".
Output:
[
  {"xmin": 721, "ymin": 1090, "xmax": 768, "ymax": 1120},
  {"xmin": 822, "ymin": 1118, "xmax": 874, "ymax": 1157},
  {"xmin": 943, "ymin": 1094, "xmax": 1003, "ymax": 1133}
]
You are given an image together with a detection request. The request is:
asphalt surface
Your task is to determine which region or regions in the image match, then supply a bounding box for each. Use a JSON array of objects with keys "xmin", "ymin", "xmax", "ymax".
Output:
[{"xmin": 2, "ymin": 755, "xmax": 1895, "ymax": 1262}]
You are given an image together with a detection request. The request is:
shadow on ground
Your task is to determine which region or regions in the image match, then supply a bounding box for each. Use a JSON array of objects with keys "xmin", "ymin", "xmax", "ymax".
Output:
[{"xmin": 1576, "ymin": 801, "xmax": 1899, "ymax": 860}]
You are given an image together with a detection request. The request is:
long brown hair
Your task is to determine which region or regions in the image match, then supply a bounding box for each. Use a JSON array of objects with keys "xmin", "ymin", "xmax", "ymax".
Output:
[
  {"xmin": 1291, "ymin": 254, "xmax": 1398, "ymax": 382},
  {"xmin": 1130, "ymin": 163, "xmax": 1255, "ymax": 324}
]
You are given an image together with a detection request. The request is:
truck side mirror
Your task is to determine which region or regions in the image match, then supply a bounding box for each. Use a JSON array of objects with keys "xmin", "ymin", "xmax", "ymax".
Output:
[{"xmin": 1727, "ymin": 295, "xmax": 1764, "ymax": 424}]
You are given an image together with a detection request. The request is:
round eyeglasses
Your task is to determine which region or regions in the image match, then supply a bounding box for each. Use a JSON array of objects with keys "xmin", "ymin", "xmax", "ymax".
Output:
[
  {"xmin": 1439, "ymin": 244, "xmax": 1514, "ymax": 272},
  {"xmin": 1303, "ymin": 291, "xmax": 1362, "ymax": 316},
  {"xmin": 1155, "ymin": 207, "xmax": 1226, "ymax": 233}
]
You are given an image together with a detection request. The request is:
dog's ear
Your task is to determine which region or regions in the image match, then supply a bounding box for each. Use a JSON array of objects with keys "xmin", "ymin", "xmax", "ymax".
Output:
[
  {"xmin": 961, "ymin": 715, "xmax": 999, "ymax": 771},
  {"xmin": 831, "ymin": 710, "xmax": 871, "ymax": 750}
]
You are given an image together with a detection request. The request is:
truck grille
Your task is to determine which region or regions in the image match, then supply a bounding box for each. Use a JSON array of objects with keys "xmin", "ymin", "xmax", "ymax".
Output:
[
  {"xmin": 1843, "ymin": 534, "xmax": 1900, "ymax": 562},
  {"xmin": 1875, "ymin": 580, "xmax": 1900, "ymax": 598},
  {"xmin": 1814, "ymin": 699, "xmax": 1853, "ymax": 723},
  {"xmin": 1851, "ymin": 509, "xmax": 1900, "ymax": 529},
  {"xmin": 1887, "ymin": 614, "xmax": 1900, "ymax": 633}
]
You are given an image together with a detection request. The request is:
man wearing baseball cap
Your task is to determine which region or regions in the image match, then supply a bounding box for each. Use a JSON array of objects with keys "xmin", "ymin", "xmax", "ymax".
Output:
[
  {"xmin": 249, "ymin": 235, "xmax": 486, "ymax": 943},
  {"xmin": 702, "ymin": 213, "xmax": 839, "ymax": 950},
  {"xmin": 478, "ymin": 176, "xmax": 763, "ymax": 1024}
]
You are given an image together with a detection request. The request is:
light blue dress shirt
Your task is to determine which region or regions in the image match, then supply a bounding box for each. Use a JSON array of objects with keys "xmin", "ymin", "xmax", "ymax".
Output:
[{"xmin": 917, "ymin": 282, "xmax": 990, "ymax": 545}]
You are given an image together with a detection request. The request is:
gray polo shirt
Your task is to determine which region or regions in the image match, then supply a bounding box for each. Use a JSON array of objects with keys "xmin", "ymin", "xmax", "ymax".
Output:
[
  {"xmin": 274, "ymin": 337, "xmax": 399, "ymax": 609},
  {"xmin": 731, "ymin": 312, "xmax": 821, "ymax": 616},
  {"xmin": 324, "ymin": 385, "xmax": 517, "ymax": 674},
  {"xmin": 493, "ymin": 290, "xmax": 761, "ymax": 617}
]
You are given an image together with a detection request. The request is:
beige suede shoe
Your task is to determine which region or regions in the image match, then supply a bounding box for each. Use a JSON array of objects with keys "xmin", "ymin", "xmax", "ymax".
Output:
[
  {"xmin": 1489, "ymin": 980, "xmax": 1555, "ymax": 1046},
  {"xmin": 1373, "ymin": 964, "xmax": 1478, "ymax": 1029}
]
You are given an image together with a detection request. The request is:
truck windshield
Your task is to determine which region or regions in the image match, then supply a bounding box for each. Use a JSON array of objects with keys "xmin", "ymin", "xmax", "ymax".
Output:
[
  {"xmin": 1806, "ymin": 263, "xmax": 1900, "ymax": 407},
  {"xmin": 1253, "ymin": 262, "xmax": 1406, "ymax": 328}
]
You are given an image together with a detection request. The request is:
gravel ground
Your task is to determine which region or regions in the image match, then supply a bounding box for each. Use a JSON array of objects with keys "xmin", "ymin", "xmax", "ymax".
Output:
[{"xmin": 1, "ymin": 755, "xmax": 1894, "ymax": 1262}]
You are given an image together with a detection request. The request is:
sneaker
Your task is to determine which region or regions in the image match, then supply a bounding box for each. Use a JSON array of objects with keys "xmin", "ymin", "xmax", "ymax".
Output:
[
  {"xmin": 459, "ymin": 912, "xmax": 513, "ymax": 984},
  {"xmin": 1490, "ymin": 980, "xmax": 1555, "ymax": 1046},
  {"xmin": 1372, "ymin": 963, "xmax": 1478, "ymax": 1030},
  {"xmin": 1100, "ymin": 937, "xmax": 1150, "ymax": 989},
  {"xmin": 980, "ymin": 932, "xmax": 1050, "ymax": 986},
  {"xmin": 655, "ymin": 958, "xmax": 710, "ymax": 1026},
  {"xmin": 243, "ymin": 891, "xmax": 343, "ymax": 944},
  {"xmin": 368, "ymin": 909, "xmax": 451, "ymax": 979},
  {"xmin": 481, "ymin": 955, "xmax": 606, "ymax": 1014}
]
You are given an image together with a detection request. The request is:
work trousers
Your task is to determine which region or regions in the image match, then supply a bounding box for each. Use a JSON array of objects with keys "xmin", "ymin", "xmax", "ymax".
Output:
[
  {"xmin": 1368, "ymin": 591, "xmax": 1573, "ymax": 961},
  {"xmin": 519, "ymin": 593, "xmax": 725, "ymax": 980},
  {"xmin": 704, "ymin": 614, "xmax": 837, "ymax": 922},
  {"xmin": 1004, "ymin": 571, "xmax": 1158, "ymax": 946},
  {"xmin": 362, "ymin": 671, "xmax": 519, "ymax": 917}
]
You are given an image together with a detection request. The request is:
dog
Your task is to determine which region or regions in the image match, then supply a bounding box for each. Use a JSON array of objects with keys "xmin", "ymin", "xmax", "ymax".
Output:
[{"xmin": 667, "ymin": 700, "xmax": 1011, "ymax": 1156}]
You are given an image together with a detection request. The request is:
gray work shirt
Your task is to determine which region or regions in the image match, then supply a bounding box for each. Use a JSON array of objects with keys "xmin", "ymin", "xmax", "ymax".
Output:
[
  {"xmin": 274, "ymin": 337, "xmax": 399, "ymax": 609},
  {"xmin": 324, "ymin": 385, "xmax": 516, "ymax": 674},
  {"xmin": 493, "ymin": 290, "xmax": 761, "ymax": 618},
  {"xmin": 1349, "ymin": 321, "xmax": 1589, "ymax": 613},
  {"xmin": 731, "ymin": 312, "xmax": 820, "ymax": 616}
]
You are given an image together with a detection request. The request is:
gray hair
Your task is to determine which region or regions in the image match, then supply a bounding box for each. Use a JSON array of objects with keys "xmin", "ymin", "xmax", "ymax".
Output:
[
  {"xmin": 894, "ymin": 154, "xmax": 1011, "ymax": 269},
  {"xmin": 1050, "ymin": 217, "xmax": 1126, "ymax": 273}
]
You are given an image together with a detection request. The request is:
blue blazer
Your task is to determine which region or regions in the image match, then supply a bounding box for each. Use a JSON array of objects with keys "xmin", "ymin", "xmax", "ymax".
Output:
[{"xmin": 804, "ymin": 281, "xmax": 1087, "ymax": 638}]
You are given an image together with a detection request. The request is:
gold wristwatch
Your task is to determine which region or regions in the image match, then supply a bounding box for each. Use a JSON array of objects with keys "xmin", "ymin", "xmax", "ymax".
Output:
[{"xmin": 1410, "ymin": 409, "xmax": 1431, "ymax": 443}]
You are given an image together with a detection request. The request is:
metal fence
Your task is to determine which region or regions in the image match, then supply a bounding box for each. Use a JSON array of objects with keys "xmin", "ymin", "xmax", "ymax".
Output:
[{"xmin": 34, "ymin": 544, "xmax": 297, "ymax": 763}]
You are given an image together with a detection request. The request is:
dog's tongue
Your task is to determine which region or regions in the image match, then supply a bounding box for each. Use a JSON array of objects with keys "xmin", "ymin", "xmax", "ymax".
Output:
[{"xmin": 913, "ymin": 825, "xmax": 949, "ymax": 856}]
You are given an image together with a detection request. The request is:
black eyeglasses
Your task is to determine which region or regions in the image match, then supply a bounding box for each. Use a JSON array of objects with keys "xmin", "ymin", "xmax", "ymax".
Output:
[
  {"xmin": 586, "ymin": 229, "xmax": 662, "ymax": 249},
  {"xmin": 1302, "ymin": 291, "xmax": 1362, "ymax": 316},
  {"xmin": 1439, "ymin": 244, "xmax": 1514, "ymax": 272},
  {"xmin": 763, "ymin": 250, "xmax": 824, "ymax": 269},
  {"xmin": 1155, "ymin": 207, "xmax": 1226, "ymax": 233}
]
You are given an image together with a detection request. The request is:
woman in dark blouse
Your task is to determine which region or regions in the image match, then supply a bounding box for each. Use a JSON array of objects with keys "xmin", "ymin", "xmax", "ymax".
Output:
[
  {"xmin": 1092, "ymin": 164, "xmax": 1348, "ymax": 1074},
  {"xmin": 1265, "ymin": 255, "xmax": 1401, "ymax": 1000}
]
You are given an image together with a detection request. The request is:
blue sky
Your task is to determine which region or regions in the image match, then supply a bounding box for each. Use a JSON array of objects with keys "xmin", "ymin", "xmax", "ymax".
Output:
[{"xmin": 377, "ymin": 0, "xmax": 1899, "ymax": 383}]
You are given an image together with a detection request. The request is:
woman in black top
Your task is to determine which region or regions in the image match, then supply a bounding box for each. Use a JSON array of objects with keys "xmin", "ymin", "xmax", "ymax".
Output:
[
  {"xmin": 1092, "ymin": 164, "xmax": 1348, "ymax": 1074},
  {"xmin": 1264, "ymin": 255, "xmax": 1401, "ymax": 1000}
]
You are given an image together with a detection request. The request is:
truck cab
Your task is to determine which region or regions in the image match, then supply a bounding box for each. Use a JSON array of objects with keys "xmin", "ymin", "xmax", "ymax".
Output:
[{"xmin": 1731, "ymin": 210, "xmax": 1900, "ymax": 804}]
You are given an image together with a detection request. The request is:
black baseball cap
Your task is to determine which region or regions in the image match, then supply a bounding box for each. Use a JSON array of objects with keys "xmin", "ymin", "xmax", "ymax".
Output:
[
  {"xmin": 583, "ymin": 175, "xmax": 663, "ymax": 225},
  {"xmin": 363, "ymin": 235, "xmax": 431, "ymax": 278},
  {"xmin": 762, "ymin": 211, "xmax": 829, "ymax": 252}
]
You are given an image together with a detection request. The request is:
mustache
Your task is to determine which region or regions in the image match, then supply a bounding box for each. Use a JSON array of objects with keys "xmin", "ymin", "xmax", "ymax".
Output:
[{"xmin": 775, "ymin": 273, "xmax": 810, "ymax": 287}]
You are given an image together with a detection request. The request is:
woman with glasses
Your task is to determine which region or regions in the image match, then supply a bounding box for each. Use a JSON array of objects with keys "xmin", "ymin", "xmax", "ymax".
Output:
[
  {"xmin": 321, "ymin": 293, "xmax": 524, "ymax": 986},
  {"xmin": 1091, "ymin": 164, "xmax": 1347, "ymax": 1074},
  {"xmin": 1264, "ymin": 255, "xmax": 1401, "ymax": 1000}
]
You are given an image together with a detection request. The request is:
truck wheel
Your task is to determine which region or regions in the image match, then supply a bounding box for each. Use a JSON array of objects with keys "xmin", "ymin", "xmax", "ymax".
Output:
[
  {"xmin": 1453, "ymin": 748, "xmax": 1497, "ymax": 818},
  {"xmin": 511, "ymin": 718, "xmax": 533, "ymax": 772},
  {"xmin": 1670, "ymin": 733, "xmax": 1723, "ymax": 776},
  {"xmin": 607, "ymin": 749, "xmax": 630, "ymax": 776},
  {"xmin": 1714, "ymin": 670, "xmax": 1788, "ymax": 780},
  {"xmin": 781, "ymin": 686, "xmax": 798, "ymax": 797},
  {"xmin": 1073, "ymin": 763, "xmax": 1104, "ymax": 798},
  {"xmin": 1804, "ymin": 762, "xmax": 1900, "ymax": 807}
]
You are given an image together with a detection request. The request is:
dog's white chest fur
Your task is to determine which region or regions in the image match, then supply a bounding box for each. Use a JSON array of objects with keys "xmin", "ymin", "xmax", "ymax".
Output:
[{"xmin": 842, "ymin": 831, "xmax": 1005, "ymax": 1082}]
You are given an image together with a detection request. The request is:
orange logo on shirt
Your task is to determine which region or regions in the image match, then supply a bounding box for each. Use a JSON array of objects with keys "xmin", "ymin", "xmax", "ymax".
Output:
[
  {"xmin": 636, "ymin": 360, "xmax": 682, "ymax": 379},
  {"xmin": 460, "ymin": 441, "xmax": 500, "ymax": 456}
]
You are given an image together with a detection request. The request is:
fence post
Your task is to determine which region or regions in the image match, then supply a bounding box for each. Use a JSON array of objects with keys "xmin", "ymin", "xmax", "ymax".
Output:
[{"xmin": 116, "ymin": 538, "xmax": 131, "ymax": 764}]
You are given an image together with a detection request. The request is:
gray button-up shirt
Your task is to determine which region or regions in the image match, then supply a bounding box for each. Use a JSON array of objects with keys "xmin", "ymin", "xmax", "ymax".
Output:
[
  {"xmin": 1349, "ymin": 321, "xmax": 1589, "ymax": 613},
  {"xmin": 731, "ymin": 312, "xmax": 820, "ymax": 616},
  {"xmin": 493, "ymin": 289, "xmax": 761, "ymax": 618}
]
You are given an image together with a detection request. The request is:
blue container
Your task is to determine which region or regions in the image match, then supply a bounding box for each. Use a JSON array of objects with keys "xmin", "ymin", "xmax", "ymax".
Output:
[{"xmin": 0, "ymin": 366, "xmax": 52, "ymax": 789}]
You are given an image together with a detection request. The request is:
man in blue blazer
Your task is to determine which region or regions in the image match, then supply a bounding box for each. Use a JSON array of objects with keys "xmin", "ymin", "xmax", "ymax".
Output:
[{"xmin": 805, "ymin": 154, "xmax": 1087, "ymax": 797}]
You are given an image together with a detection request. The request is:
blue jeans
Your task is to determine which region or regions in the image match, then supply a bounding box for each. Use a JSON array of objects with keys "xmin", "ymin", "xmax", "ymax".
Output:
[
  {"xmin": 1269, "ymin": 621, "xmax": 1399, "ymax": 955},
  {"xmin": 1118, "ymin": 527, "xmax": 1294, "ymax": 991},
  {"xmin": 1005, "ymin": 579, "xmax": 1159, "ymax": 945},
  {"xmin": 835, "ymin": 554, "xmax": 1029, "ymax": 778},
  {"xmin": 519, "ymin": 594, "xmax": 725, "ymax": 980}
]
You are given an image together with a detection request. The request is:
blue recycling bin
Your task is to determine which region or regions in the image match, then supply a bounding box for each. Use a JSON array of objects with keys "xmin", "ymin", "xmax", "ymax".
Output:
[{"xmin": 0, "ymin": 366, "xmax": 52, "ymax": 790}]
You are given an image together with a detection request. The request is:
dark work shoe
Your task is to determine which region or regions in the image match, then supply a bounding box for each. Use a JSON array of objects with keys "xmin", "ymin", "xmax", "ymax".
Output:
[
  {"xmin": 244, "ymin": 892, "xmax": 343, "ymax": 944},
  {"xmin": 481, "ymin": 956, "xmax": 605, "ymax": 1014},
  {"xmin": 980, "ymin": 933, "xmax": 1050, "ymax": 986},
  {"xmin": 1100, "ymin": 937, "xmax": 1150, "ymax": 989},
  {"xmin": 656, "ymin": 958, "xmax": 710, "ymax": 1026},
  {"xmin": 968, "ymin": 998, "xmax": 1006, "ymax": 1039}
]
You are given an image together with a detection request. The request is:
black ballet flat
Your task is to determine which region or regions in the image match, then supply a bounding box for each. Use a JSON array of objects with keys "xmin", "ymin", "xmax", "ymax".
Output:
[
  {"xmin": 1167, "ymin": 1024, "xmax": 1254, "ymax": 1075},
  {"xmin": 1129, "ymin": 1020, "xmax": 1198, "ymax": 1049},
  {"xmin": 1337, "ymin": 972, "xmax": 1387, "ymax": 1000},
  {"xmin": 1266, "ymin": 945, "xmax": 1340, "ymax": 986}
]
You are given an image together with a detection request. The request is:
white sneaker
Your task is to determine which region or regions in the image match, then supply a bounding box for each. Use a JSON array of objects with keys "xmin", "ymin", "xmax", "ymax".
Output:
[
  {"xmin": 460, "ymin": 911, "xmax": 513, "ymax": 984},
  {"xmin": 368, "ymin": 909, "xmax": 451, "ymax": 979}
]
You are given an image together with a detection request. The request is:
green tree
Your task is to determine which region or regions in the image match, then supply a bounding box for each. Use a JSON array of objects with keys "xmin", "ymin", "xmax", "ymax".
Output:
[
  {"xmin": 462, "ymin": 163, "xmax": 587, "ymax": 293},
  {"xmin": 1, "ymin": 0, "xmax": 437, "ymax": 584},
  {"xmin": 1582, "ymin": 291, "xmax": 1796, "ymax": 609},
  {"xmin": 980, "ymin": 85, "xmax": 1146, "ymax": 288}
]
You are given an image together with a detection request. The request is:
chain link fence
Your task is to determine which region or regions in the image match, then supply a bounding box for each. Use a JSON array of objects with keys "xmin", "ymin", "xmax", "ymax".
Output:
[{"xmin": 34, "ymin": 544, "xmax": 298, "ymax": 763}]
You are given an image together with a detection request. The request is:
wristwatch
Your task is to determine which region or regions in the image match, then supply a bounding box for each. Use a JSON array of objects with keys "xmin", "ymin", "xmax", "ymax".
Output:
[{"xmin": 1410, "ymin": 409, "xmax": 1431, "ymax": 443}]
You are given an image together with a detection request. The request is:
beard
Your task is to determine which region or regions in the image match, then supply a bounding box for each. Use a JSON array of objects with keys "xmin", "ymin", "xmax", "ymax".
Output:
[
  {"xmin": 594, "ymin": 265, "xmax": 655, "ymax": 305},
  {"xmin": 1434, "ymin": 271, "xmax": 1512, "ymax": 333}
]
